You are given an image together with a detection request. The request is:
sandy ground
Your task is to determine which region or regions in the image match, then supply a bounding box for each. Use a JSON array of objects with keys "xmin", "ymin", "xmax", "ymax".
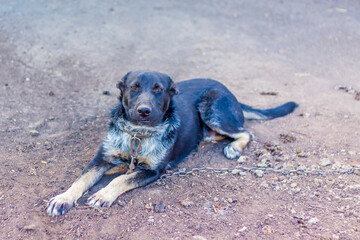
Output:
[{"xmin": 1, "ymin": 0, "xmax": 360, "ymax": 239}]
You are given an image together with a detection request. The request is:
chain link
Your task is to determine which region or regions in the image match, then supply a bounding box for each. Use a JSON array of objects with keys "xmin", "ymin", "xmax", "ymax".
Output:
[{"xmin": 160, "ymin": 165, "xmax": 360, "ymax": 179}]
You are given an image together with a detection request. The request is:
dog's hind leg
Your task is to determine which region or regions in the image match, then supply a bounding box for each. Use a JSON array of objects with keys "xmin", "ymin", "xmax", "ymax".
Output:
[{"xmin": 198, "ymin": 90, "xmax": 251, "ymax": 159}]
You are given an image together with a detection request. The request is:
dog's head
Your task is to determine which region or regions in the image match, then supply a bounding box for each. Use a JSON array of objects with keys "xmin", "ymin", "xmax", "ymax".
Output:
[{"xmin": 116, "ymin": 71, "xmax": 179, "ymax": 127}]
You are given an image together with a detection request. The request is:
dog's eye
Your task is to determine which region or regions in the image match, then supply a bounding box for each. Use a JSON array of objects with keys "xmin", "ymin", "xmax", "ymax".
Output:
[
  {"xmin": 156, "ymin": 88, "xmax": 163, "ymax": 92},
  {"xmin": 131, "ymin": 86, "xmax": 137, "ymax": 90}
]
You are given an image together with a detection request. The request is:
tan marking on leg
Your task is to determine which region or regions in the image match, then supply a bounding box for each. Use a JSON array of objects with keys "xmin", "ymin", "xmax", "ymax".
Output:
[
  {"xmin": 46, "ymin": 168, "xmax": 107, "ymax": 216},
  {"xmin": 223, "ymin": 132, "xmax": 251, "ymax": 159},
  {"xmin": 229, "ymin": 132, "xmax": 251, "ymax": 152},
  {"xmin": 104, "ymin": 165, "xmax": 129, "ymax": 175},
  {"xmin": 213, "ymin": 134, "xmax": 226, "ymax": 141},
  {"xmin": 64, "ymin": 168, "xmax": 106, "ymax": 201},
  {"xmin": 87, "ymin": 172, "xmax": 140, "ymax": 207}
]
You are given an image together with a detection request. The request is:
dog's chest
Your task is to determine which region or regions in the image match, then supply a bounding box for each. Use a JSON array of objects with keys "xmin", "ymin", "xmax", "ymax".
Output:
[{"xmin": 102, "ymin": 131, "xmax": 167, "ymax": 169}]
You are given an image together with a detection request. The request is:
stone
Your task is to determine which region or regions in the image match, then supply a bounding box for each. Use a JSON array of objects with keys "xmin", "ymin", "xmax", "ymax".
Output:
[
  {"xmin": 320, "ymin": 158, "xmax": 331, "ymax": 167},
  {"xmin": 254, "ymin": 170, "xmax": 264, "ymax": 178}
]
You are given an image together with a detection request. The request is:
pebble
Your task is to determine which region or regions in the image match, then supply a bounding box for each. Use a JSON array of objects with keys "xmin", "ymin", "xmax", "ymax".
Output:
[
  {"xmin": 238, "ymin": 226, "xmax": 247, "ymax": 232},
  {"xmin": 192, "ymin": 236, "xmax": 207, "ymax": 240},
  {"xmin": 297, "ymin": 165, "xmax": 307, "ymax": 171},
  {"xmin": 254, "ymin": 170, "xmax": 264, "ymax": 178},
  {"xmin": 180, "ymin": 198, "xmax": 194, "ymax": 208},
  {"xmin": 348, "ymin": 151, "xmax": 356, "ymax": 156},
  {"xmin": 29, "ymin": 130, "xmax": 39, "ymax": 136},
  {"xmin": 79, "ymin": 125, "xmax": 88, "ymax": 131},
  {"xmin": 237, "ymin": 156, "xmax": 247, "ymax": 163},
  {"xmin": 308, "ymin": 217, "xmax": 320, "ymax": 224},
  {"xmin": 154, "ymin": 202, "xmax": 166, "ymax": 213},
  {"xmin": 262, "ymin": 225, "xmax": 274, "ymax": 234},
  {"xmin": 231, "ymin": 169, "xmax": 241, "ymax": 175},
  {"xmin": 23, "ymin": 224, "xmax": 36, "ymax": 231},
  {"xmin": 290, "ymin": 183, "xmax": 297, "ymax": 188},
  {"xmin": 320, "ymin": 158, "xmax": 331, "ymax": 167},
  {"xmin": 239, "ymin": 172, "xmax": 247, "ymax": 177}
]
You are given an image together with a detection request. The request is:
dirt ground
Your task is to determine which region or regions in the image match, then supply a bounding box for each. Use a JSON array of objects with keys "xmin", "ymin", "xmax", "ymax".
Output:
[{"xmin": 1, "ymin": 0, "xmax": 360, "ymax": 239}]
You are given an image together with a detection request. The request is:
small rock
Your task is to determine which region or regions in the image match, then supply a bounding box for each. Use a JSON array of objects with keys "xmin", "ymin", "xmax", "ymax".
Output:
[
  {"xmin": 308, "ymin": 217, "xmax": 320, "ymax": 224},
  {"xmin": 48, "ymin": 91, "xmax": 55, "ymax": 96},
  {"xmin": 48, "ymin": 116, "xmax": 55, "ymax": 120},
  {"xmin": 238, "ymin": 226, "xmax": 247, "ymax": 232},
  {"xmin": 23, "ymin": 224, "xmax": 36, "ymax": 231},
  {"xmin": 154, "ymin": 202, "xmax": 166, "ymax": 213},
  {"xmin": 290, "ymin": 183, "xmax": 297, "ymax": 188},
  {"xmin": 297, "ymin": 165, "xmax": 307, "ymax": 171},
  {"xmin": 260, "ymin": 91, "xmax": 278, "ymax": 96},
  {"xmin": 254, "ymin": 170, "xmax": 264, "ymax": 178},
  {"xmin": 75, "ymin": 227, "xmax": 82, "ymax": 237},
  {"xmin": 29, "ymin": 130, "xmax": 39, "ymax": 136},
  {"xmin": 297, "ymin": 152, "xmax": 308, "ymax": 158},
  {"xmin": 145, "ymin": 202, "xmax": 153, "ymax": 211},
  {"xmin": 260, "ymin": 181, "xmax": 269, "ymax": 188},
  {"xmin": 262, "ymin": 225, "xmax": 274, "ymax": 234},
  {"xmin": 192, "ymin": 236, "xmax": 207, "ymax": 240},
  {"xmin": 237, "ymin": 156, "xmax": 247, "ymax": 163},
  {"xmin": 320, "ymin": 158, "xmax": 331, "ymax": 167},
  {"xmin": 231, "ymin": 169, "xmax": 241, "ymax": 175},
  {"xmin": 239, "ymin": 172, "xmax": 247, "ymax": 177},
  {"xmin": 355, "ymin": 92, "xmax": 360, "ymax": 101},
  {"xmin": 348, "ymin": 151, "xmax": 356, "ymax": 156},
  {"xmin": 293, "ymin": 187, "xmax": 301, "ymax": 193},
  {"xmin": 102, "ymin": 90, "xmax": 110, "ymax": 95},
  {"xmin": 79, "ymin": 125, "xmax": 88, "ymax": 131},
  {"xmin": 213, "ymin": 197, "xmax": 219, "ymax": 202},
  {"xmin": 257, "ymin": 162, "xmax": 267, "ymax": 168},
  {"xmin": 280, "ymin": 134, "xmax": 296, "ymax": 143},
  {"xmin": 180, "ymin": 198, "xmax": 194, "ymax": 208}
]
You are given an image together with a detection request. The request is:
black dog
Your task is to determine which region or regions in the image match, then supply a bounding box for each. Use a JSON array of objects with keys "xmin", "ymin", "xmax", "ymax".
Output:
[{"xmin": 46, "ymin": 70, "xmax": 297, "ymax": 215}]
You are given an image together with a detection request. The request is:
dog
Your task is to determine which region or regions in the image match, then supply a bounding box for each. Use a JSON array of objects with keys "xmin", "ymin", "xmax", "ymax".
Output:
[{"xmin": 46, "ymin": 70, "xmax": 297, "ymax": 215}]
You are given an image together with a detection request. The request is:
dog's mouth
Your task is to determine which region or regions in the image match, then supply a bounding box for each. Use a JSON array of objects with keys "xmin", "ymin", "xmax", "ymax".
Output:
[
  {"xmin": 139, "ymin": 119, "xmax": 150, "ymax": 124},
  {"xmin": 134, "ymin": 119, "xmax": 154, "ymax": 126}
]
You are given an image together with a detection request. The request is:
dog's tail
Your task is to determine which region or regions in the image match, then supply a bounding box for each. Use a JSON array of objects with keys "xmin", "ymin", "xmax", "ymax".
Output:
[{"xmin": 240, "ymin": 101, "xmax": 298, "ymax": 120}]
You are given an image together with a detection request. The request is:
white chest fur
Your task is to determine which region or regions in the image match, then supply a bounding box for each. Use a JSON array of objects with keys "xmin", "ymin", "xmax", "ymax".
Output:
[{"xmin": 102, "ymin": 130, "xmax": 167, "ymax": 169}]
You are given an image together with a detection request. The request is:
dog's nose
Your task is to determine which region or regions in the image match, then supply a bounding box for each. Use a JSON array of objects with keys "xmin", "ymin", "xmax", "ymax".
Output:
[{"xmin": 137, "ymin": 105, "xmax": 152, "ymax": 118}]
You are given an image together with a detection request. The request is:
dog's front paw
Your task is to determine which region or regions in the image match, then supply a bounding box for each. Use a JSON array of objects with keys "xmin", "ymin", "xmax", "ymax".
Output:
[
  {"xmin": 46, "ymin": 193, "xmax": 75, "ymax": 216},
  {"xmin": 224, "ymin": 144, "xmax": 242, "ymax": 159},
  {"xmin": 87, "ymin": 189, "xmax": 116, "ymax": 208}
]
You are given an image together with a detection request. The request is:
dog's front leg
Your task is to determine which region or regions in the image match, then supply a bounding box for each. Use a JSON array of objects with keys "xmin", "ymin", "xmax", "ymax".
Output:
[
  {"xmin": 46, "ymin": 148, "xmax": 113, "ymax": 216},
  {"xmin": 87, "ymin": 169, "xmax": 160, "ymax": 208}
]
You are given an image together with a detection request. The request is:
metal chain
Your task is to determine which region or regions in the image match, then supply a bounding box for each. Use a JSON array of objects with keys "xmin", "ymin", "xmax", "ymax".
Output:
[{"xmin": 160, "ymin": 165, "xmax": 360, "ymax": 179}]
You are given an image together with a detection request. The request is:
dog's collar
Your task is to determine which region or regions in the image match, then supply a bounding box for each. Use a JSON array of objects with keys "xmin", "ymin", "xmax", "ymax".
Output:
[
  {"xmin": 118, "ymin": 128, "xmax": 151, "ymax": 139},
  {"xmin": 118, "ymin": 128, "xmax": 151, "ymax": 174}
]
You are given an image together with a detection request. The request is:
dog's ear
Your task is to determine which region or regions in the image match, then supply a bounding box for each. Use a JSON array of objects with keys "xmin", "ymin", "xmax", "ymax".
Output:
[
  {"xmin": 168, "ymin": 77, "xmax": 179, "ymax": 96},
  {"xmin": 116, "ymin": 71, "xmax": 131, "ymax": 96}
]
